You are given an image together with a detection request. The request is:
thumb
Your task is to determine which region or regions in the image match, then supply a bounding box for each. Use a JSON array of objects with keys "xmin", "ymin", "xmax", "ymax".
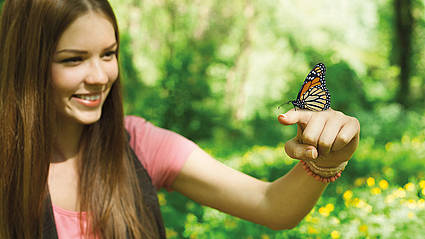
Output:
[
  {"xmin": 285, "ymin": 137, "xmax": 318, "ymax": 161},
  {"xmin": 277, "ymin": 109, "xmax": 312, "ymax": 126}
]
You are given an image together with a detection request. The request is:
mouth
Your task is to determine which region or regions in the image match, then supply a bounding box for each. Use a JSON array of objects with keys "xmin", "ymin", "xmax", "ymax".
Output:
[
  {"xmin": 72, "ymin": 93, "xmax": 101, "ymax": 101},
  {"xmin": 71, "ymin": 92, "xmax": 103, "ymax": 107}
]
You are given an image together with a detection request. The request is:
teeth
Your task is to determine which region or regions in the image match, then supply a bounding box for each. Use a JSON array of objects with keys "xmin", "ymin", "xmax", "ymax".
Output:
[{"xmin": 74, "ymin": 94, "xmax": 100, "ymax": 101}]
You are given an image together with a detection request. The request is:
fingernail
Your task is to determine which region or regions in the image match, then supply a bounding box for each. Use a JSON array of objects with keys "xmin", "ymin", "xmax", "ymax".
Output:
[
  {"xmin": 279, "ymin": 114, "xmax": 287, "ymax": 118},
  {"xmin": 307, "ymin": 149, "xmax": 317, "ymax": 160}
]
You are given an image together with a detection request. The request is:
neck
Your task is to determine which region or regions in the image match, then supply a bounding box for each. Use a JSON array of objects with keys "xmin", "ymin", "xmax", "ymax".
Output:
[{"xmin": 52, "ymin": 117, "xmax": 84, "ymax": 163}]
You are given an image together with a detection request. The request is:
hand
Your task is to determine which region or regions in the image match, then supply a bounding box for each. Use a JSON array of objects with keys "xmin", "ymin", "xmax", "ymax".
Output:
[{"xmin": 278, "ymin": 108, "xmax": 360, "ymax": 168}]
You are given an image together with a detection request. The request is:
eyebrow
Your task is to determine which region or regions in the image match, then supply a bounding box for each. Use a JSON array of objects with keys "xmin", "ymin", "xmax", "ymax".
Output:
[{"xmin": 55, "ymin": 42, "xmax": 117, "ymax": 54}]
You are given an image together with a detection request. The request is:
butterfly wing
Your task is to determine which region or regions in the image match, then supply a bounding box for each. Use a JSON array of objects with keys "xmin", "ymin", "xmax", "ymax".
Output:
[
  {"xmin": 300, "ymin": 84, "xmax": 330, "ymax": 111},
  {"xmin": 292, "ymin": 63, "xmax": 330, "ymax": 111}
]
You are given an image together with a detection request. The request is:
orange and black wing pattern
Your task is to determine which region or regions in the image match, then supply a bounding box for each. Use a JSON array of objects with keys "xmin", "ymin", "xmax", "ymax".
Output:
[{"xmin": 291, "ymin": 63, "xmax": 330, "ymax": 111}]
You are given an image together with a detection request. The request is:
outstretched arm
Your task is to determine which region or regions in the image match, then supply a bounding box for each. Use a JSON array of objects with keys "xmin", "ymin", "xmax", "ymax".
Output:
[{"xmin": 171, "ymin": 109, "xmax": 360, "ymax": 230}]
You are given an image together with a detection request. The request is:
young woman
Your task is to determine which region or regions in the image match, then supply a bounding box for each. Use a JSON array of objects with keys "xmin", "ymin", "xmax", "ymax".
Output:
[{"xmin": 0, "ymin": 0, "xmax": 360, "ymax": 238}]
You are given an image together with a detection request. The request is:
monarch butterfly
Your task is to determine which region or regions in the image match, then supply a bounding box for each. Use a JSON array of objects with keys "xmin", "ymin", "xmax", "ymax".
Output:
[{"xmin": 289, "ymin": 63, "xmax": 331, "ymax": 112}]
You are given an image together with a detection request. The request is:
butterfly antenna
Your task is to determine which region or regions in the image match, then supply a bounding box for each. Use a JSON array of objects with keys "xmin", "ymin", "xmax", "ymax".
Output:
[{"xmin": 277, "ymin": 100, "xmax": 292, "ymax": 110}]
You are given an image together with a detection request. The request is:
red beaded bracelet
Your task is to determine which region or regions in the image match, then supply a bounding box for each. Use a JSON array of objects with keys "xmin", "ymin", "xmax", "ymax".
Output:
[{"xmin": 301, "ymin": 161, "xmax": 344, "ymax": 183}]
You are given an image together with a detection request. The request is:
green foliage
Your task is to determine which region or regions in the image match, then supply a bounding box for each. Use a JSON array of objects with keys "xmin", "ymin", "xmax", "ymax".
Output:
[
  {"xmin": 112, "ymin": 0, "xmax": 425, "ymax": 237},
  {"xmin": 0, "ymin": 0, "xmax": 424, "ymax": 237},
  {"xmin": 160, "ymin": 115, "xmax": 425, "ymax": 238},
  {"xmin": 1, "ymin": 0, "xmax": 422, "ymax": 236}
]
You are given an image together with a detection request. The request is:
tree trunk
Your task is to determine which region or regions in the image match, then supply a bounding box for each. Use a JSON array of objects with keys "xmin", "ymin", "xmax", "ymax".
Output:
[
  {"xmin": 394, "ymin": 0, "xmax": 413, "ymax": 107},
  {"xmin": 225, "ymin": 1, "xmax": 255, "ymax": 121}
]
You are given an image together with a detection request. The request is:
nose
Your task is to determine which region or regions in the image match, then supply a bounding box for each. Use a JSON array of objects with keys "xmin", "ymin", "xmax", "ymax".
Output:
[{"xmin": 85, "ymin": 59, "xmax": 109, "ymax": 85}]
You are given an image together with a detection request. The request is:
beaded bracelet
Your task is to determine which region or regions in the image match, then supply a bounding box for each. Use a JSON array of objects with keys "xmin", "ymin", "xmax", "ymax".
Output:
[{"xmin": 301, "ymin": 160, "xmax": 347, "ymax": 183}]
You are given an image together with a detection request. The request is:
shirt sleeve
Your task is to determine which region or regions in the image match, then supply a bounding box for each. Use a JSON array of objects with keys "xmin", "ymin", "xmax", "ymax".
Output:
[{"xmin": 124, "ymin": 115, "xmax": 198, "ymax": 191}]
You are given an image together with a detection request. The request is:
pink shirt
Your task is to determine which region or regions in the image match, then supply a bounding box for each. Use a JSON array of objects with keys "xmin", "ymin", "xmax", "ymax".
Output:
[{"xmin": 52, "ymin": 116, "xmax": 198, "ymax": 238}]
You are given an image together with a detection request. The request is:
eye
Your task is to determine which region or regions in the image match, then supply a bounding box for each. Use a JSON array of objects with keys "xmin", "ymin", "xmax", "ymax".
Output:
[
  {"xmin": 102, "ymin": 51, "xmax": 117, "ymax": 60},
  {"xmin": 60, "ymin": 56, "xmax": 83, "ymax": 64}
]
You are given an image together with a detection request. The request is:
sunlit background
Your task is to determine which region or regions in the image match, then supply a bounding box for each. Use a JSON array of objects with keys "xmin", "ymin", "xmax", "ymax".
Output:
[
  {"xmin": 109, "ymin": 1, "xmax": 424, "ymax": 238},
  {"xmin": 2, "ymin": 0, "xmax": 424, "ymax": 238}
]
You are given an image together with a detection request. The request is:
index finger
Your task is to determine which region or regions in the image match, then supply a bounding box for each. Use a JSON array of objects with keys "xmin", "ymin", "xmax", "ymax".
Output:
[{"xmin": 278, "ymin": 109, "xmax": 313, "ymax": 129}]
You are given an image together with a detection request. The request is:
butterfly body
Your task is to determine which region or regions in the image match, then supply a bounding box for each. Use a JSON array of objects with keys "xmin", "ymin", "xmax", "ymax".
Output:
[{"xmin": 290, "ymin": 63, "xmax": 330, "ymax": 112}]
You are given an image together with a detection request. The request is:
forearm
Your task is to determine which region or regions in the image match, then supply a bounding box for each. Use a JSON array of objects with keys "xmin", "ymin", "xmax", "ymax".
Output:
[{"xmin": 262, "ymin": 162, "xmax": 328, "ymax": 230}]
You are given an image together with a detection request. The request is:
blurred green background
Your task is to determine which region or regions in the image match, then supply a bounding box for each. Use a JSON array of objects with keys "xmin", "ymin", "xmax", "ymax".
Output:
[
  {"xmin": 3, "ymin": 0, "xmax": 425, "ymax": 238},
  {"xmin": 111, "ymin": 1, "xmax": 424, "ymax": 238}
]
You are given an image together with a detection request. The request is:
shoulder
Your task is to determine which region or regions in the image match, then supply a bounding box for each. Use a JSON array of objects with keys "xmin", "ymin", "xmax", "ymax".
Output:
[
  {"xmin": 124, "ymin": 115, "xmax": 197, "ymax": 151},
  {"xmin": 124, "ymin": 115, "xmax": 147, "ymax": 130},
  {"xmin": 124, "ymin": 115, "xmax": 174, "ymax": 143},
  {"xmin": 124, "ymin": 115, "xmax": 157, "ymax": 140}
]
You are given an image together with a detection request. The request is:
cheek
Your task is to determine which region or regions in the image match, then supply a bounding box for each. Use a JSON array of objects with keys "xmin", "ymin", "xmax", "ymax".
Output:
[
  {"xmin": 51, "ymin": 65, "xmax": 82, "ymax": 96},
  {"xmin": 107, "ymin": 60, "xmax": 119, "ymax": 83}
]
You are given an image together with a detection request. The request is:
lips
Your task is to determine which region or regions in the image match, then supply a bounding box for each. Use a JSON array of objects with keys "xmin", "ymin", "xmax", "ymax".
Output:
[
  {"xmin": 71, "ymin": 93, "xmax": 102, "ymax": 107},
  {"xmin": 73, "ymin": 94, "xmax": 100, "ymax": 101}
]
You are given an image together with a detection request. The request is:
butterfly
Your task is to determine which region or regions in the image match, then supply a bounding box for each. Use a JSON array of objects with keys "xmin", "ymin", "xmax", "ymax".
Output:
[{"xmin": 289, "ymin": 63, "xmax": 331, "ymax": 112}]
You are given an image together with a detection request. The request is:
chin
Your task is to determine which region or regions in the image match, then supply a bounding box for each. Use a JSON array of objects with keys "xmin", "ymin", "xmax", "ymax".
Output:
[{"xmin": 73, "ymin": 110, "xmax": 103, "ymax": 125}]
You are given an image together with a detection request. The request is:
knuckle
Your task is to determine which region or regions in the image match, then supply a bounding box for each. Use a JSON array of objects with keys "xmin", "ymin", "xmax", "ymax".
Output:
[
  {"xmin": 338, "ymin": 134, "xmax": 351, "ymax": 145},
  {"xmin": 302, "ymin": 134, "xmax": 316, "ymax": 146},
  {"xmin": 335, "ymin": 110, "xmax": 345, "ymax": 118},
  {"xmin": 318, "ymin": 140, "xmax": 332, "ymax": 150},
  {"xmin": 337, "ymin": 112, "xmax": 347, "ymax": 122},
  {"xmin": 353, "ymin": 117, "xmax": 360, "ymax": 129}
]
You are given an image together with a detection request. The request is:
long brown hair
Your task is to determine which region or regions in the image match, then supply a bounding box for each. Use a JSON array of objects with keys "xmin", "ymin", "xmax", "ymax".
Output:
[{"xmin": 0, "ymin": 0, "xmax": 158, "ymax": 238}]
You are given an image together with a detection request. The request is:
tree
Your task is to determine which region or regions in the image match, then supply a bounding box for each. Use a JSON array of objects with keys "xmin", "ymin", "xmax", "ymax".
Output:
[{"xmin": 393, "ymin": 0, "xmax": 414, "ymax": 107}]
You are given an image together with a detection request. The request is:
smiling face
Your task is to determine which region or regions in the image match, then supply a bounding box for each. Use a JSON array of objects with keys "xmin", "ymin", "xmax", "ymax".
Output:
[{"xmin": 51, "ymin": 12, "xmax": 118, "ymax": 126}]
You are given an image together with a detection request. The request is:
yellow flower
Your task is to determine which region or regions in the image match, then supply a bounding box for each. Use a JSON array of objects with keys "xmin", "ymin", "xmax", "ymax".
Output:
[
  {"xmin": 166, "ymin": 228, "xmax": 178, "ymax": 238},
  {"xmin": 261, "ymin": 234, "xmax": 270, "ymax": 239},
  {"xmin": 305, "ymin": 214, "xmax": 313, "ymax": 222},
  {"xmin": 318, "ymin": 204, "xmax": 334, "ymax": 217},
  {"xmin": 404, "ymin": 182, "xmax": 415, "ymax": 191},
  {"xmin": 307, "ymin": 226, "xmax": 318, "ymax": 234},
  {"xmin": 331, "ymin": 230, "xmax": 341, "ymax": 239},
  {"xmin": 379, "ymin": 179, "xmax": 389, "ymax": 190},
  {"xmin": 310, "ymin": 217, "xmax": 319, "ymax": 224},
  {"xmin": 367, "ymin": 177, "xmax": 375, "ymax": 187},
  {"xmin": 352, "ymin": 198, "xmax": 360, "ymax": 207},
  {"xmin": 371, "ymin": 187, "xmax": 382, "ymax": 195},
  {"xmin": 354, "ymin": 178, "xmax": 364, "ymax": 186},
  {"xmin": 422, "ymin": 188, "xmax": 425, "ymax": 196},
  {"xmin": 408, "ymin": 212, "xmax": 415, "ymax": 219},
  {"xmin": 359, "ymin": 224, "xmax": 368, "ymax": 233},
  {"xmin": 319, "ymin": 207, "xmax": 330, "ymax": 217},
  {"xmin": 326, "ymin": 203, "xmax": 335, "ymax": 212},
  {"xmin": 419, "ymin": 180, "xmax": 425, "ymax": 189},
  {"xmin": 385, "ymin": 142, "xmax": 392, "ymax": 151},
  {"xmin": 343, "ymin": 190, "xmax": 353, "ymax": 201},
  {"xmin": 157, "ymin": 193, "xmax": 166, "ymax": 206},
  {"xmin": 411, "ymin": 137, "xmax": 421, "ymax": 146}
]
